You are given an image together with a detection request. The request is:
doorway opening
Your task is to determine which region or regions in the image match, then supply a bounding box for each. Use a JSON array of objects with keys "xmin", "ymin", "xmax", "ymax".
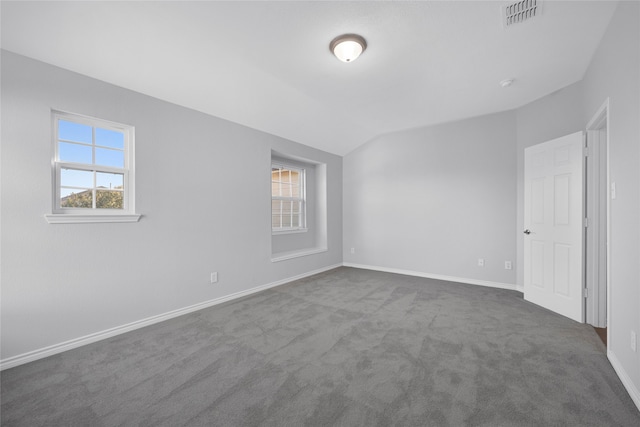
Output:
[{"xmin": 585, "ymin": 99, "xmax": 609, "ymax": 346}]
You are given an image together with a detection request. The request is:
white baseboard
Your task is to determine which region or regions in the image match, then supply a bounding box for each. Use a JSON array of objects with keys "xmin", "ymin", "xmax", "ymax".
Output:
[
  {"xmin": 0, "ymin": 263, "xmax": 342, "ymax": 371},
  {"xmin": 608, "ymin": 349, "xmax": 640, "ymax": 412},
  {"xmin": 343, "ymin": 262, "xmax": 520, "ymax": 292}
]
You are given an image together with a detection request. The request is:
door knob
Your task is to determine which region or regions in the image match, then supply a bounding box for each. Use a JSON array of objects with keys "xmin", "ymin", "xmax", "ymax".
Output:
[{"xmin": 524, "ymin": 229, "xmax": 531, "ymax": 235}]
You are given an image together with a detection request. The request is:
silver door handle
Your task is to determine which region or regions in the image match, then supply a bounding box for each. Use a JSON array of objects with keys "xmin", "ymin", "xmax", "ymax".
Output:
[{"xmin": 524, "ymin": 229, "xmax": 531, "ymax": 235}]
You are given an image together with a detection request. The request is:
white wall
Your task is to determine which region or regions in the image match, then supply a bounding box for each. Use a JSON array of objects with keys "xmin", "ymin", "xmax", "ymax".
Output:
[
  {"xmin": 343, "ymin": 111, "xmax": 517, "ymax": 287},
  {"xmin": 514, "ymin": 1, "xmax": 639, "ymax": 405},
  {"xmin": 581, "ymin": 0, "xmax": 640, "ymax": 405},
  {"xmin": 0, "ymin": 51, "xmax": 343, "ymax": 362}
]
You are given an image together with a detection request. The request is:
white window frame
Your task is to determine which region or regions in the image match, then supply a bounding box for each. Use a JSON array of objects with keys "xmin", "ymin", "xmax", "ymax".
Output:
[
  {"xmin": 271, "ymin": 162, "xmax": 307, "ymax": 234},
  {"xmin": 45, "ymin": 111, "xmax": 140, "ymax": 224}
]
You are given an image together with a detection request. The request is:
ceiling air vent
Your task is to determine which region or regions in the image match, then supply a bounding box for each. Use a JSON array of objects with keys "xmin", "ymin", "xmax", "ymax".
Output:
[{"xmin": 503, "ymin": 0, "xmax": 542, "ymax": 27}]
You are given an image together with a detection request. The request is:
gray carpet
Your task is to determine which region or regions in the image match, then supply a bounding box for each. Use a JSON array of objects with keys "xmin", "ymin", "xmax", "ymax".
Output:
[{"xmin": 2, "ymin": 267, "xmax": 639, "ymax": 426}]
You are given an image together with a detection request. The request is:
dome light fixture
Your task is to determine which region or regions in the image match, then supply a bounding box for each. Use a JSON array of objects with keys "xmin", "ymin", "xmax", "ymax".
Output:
[{"xmin": 330, "ymin": 34, "xmax": 367, "ymax": 63}]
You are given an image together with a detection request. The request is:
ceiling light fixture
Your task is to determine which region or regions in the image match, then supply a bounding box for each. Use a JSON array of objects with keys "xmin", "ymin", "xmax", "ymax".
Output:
[{"xmin": 330, "ymin": 34, "xmax": 367, "ymax": 63}]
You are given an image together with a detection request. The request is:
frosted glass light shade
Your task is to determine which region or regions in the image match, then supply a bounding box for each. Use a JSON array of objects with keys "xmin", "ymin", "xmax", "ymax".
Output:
[
  {"xmin": 330, "ymin": 34, "xmax": 367, "ymax": 63},
  {"xmin": 333, "ymin": 40, "xmax": 363, "ymax": 62}
]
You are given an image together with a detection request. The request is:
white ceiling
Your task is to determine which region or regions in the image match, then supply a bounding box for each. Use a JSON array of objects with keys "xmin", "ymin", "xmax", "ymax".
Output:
[{"xmin": 1, "ymin": 1, "xmax": 618, "ymax": 156}]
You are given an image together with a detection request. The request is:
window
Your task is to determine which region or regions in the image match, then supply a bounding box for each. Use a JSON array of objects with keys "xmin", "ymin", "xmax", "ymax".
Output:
[
  {"xmin": 46, "ymin": 111, "xmax": 139, "ymax": 223},
  {"xmin": 272, "ymin": 164, "xmax": 306, "ymax": 232}
]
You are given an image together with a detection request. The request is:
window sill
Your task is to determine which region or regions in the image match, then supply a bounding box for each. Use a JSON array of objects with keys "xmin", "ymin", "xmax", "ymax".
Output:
[
  {"xmin": 44, "ymin": 214, "xmax": 142, "ymax": 224},
  {"xmin": 271, "ymin": 246, "xmax": 327, "ymax": 263},
  {"xmin": 272, "ymin": 228, "xmax": 308, "ymax": 235}
]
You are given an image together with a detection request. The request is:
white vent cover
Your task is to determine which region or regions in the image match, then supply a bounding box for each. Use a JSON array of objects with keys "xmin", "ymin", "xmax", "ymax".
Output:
[{"xmin": 503, "ymin": 0, "xmax": 542, "ymax": 27}]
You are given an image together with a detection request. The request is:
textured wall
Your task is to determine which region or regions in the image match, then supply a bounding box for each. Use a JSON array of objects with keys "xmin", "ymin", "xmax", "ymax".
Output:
[
  {"xmin": 0, "ymin": 51, "xmax": 343, "ymax": 361},
  {"xmin": 581, "ymin": 0, "xmax": 640, "ymax": 404},
  {"xmin": 343, "ymin": 111, "xmax": 517, "ymax": 286}
]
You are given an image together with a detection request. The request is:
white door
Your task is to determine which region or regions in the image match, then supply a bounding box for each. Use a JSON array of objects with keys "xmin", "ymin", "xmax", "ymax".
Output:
[{"xmin": 524, "ymin": 132, "xmax": 584, "ymax": 323}]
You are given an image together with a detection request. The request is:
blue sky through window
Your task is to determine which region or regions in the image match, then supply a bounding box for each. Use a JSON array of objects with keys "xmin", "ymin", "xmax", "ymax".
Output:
[
  {"xmin": 59, "ymin": 120, "xmax": 91, "ymax": 143},
  {"xmin": 59, "ymin": 142, "xmax": 92, "ymax": 163},
  {"xmin": 61, "ymin": 168, "xmax": 92, "ymax": 189},
  {"xmin": 96, "ymin": 128, "xmax": 124, "ymax": 149},
  {"xmin": 58, "ymin": 119, "xmax": 125, "ymax": 188},
  {"xmin": 96, "ymin": 148, "xmax": 124, "ymax": 168}
]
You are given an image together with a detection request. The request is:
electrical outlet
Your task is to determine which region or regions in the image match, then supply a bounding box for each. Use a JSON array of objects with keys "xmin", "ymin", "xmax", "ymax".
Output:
[
  {"xmin": 632, "ymin": 331, "xmax": 637, "ymax": 352},
  {"xmin": 505, "ymin": 261, "xmax": 512, "ymax": 270},
  {"xmin": 210, "ymin": 272, "xmax": 218, "ymax": 284},
  {"xmin": 350, "ymin": 247, "xmax": 355, "ymax": 254},
  {"xmin": 478, "ymin": 258, "xmax": 484, "ymax": 267}
]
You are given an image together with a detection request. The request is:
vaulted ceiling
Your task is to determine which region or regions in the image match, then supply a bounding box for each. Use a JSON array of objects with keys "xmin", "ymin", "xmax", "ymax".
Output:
[{"xmin": 1, "ymin": 1, "xmax": 618, "ymax": 155}]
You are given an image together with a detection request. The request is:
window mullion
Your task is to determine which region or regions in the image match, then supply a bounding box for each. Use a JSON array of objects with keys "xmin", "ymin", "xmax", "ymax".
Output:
[
  {"xmin": 302, "ymin": 170, "xmax": 306, "ymax": 228},
  {"xmin": 58, "ymin": 139, "xmax": 93, "ymax": 147},
  {"xmin": 92, "ymin": 171, "xmax": 96, "ymax": 209},
  {"xmin": 92, "ymin": 126, "xmax": 96, "ymax": 166},
  {"xmin": 57, "ymin": 162, "xmax": 124, "ymax": 175},
  {"xmin": 123, "ymin": 170, "xmax": 129, "ymax": 210}
]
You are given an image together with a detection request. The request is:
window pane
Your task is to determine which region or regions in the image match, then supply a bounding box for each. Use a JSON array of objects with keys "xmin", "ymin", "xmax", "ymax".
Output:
[
  {"xmin": 58, "ymin": 120, "xmax": 92, "ymax": 143},
  {"xmin": 291, "ymin": 183, "xmax": 300, "ymax": 198},
  {"xmin": 60, "ymin": 188, "xmax": 93, "ymax": 208},
  {"xmin": 95, "ymin": 147, "xmax": 124, "ymax": 168},
  {"xmin": 281, "ymin": 170, "xmax": 291, "ymax": 184},
  {"xmin": 280, "ymin": 183, "xmax": 292, "ymax": 197},
  {"xmin": 96, "ymin": 190, "xmax": 124, "ymax": 209},
  {"xmin": 61, "ymin": 168, "xmax": 93, "ymax": 188},
  {"xmin": 292, "ymin": 201, "xmax": 301, "ymax": 227},
  {"xmin": 96, "ymin": 172, "xmax": 124, "ymax": 190},
  {"xmin": 281, "ymin": 200, "xmax": 292, "ymax": 214},
  {"xmin": 272, "ymin": 200, "xmax": 281, "ymax": 227},
  {"xmin": 281, "ymin": 201, "xmax": 292, "ymax": 228},
  {"xmin": 59, "ymin": 142, "xmax": 92, "ymax": 164},
  {"xmin": 96, "ymin": 128, "xmax": 125, "ymax": 149},
  {"xmin": 281, "ymin": 212, "xmax": 291, "ymax": 228}
]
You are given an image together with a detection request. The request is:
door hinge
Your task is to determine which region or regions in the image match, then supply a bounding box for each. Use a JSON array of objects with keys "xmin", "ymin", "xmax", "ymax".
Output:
[
  {"xmin": 583, "ymin": 288, "xmax": 589, "ymax": 298},
  {"xmin": 583, "ymin": 146, "xmax": 589, "ymax": 157},
  {"xmin": 584, "ymin": 217, "xmax": 589, "ymax": 228}
]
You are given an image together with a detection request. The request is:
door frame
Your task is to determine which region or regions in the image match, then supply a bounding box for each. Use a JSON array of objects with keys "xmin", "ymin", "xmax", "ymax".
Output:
[{"xmin": 585, "ymin": 98, "xmax": 610, "ymax": 335}]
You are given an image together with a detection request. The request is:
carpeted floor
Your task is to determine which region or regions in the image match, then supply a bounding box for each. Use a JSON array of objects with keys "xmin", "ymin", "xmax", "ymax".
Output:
[{"xmin": 2, "ymin": 267, "xmax": 639, "ymax": 426}]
